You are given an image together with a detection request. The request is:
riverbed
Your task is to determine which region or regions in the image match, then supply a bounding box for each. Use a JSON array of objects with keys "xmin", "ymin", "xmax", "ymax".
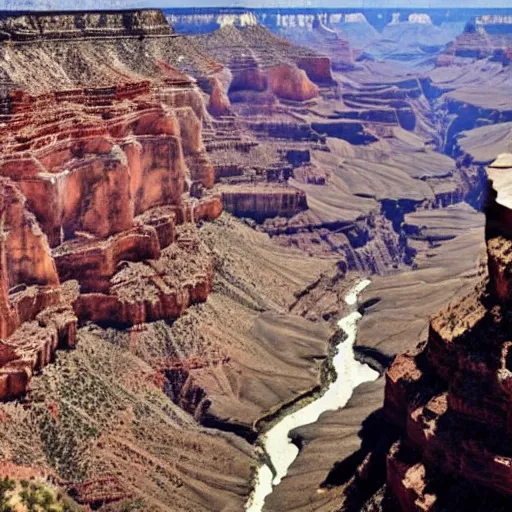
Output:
[{"xmin": 246, "ymin": 279, "xmax": 379, "ymax": 512}]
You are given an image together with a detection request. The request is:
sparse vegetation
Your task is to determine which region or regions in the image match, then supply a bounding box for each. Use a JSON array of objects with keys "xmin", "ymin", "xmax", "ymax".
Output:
[
  {"xmin": 448, "ymin": 312, "xmax": 458, "ymax": 331},
  {"xmin": 0, "ymin": 477, "xmax": 15, "ymax": 512},
  {"xmin": 0, "ymin": 477, "xmax": 79, "ymax": 512},
  {"xmin": 118, "ymin": 499, "xmax": 146, "ymax": 512}
]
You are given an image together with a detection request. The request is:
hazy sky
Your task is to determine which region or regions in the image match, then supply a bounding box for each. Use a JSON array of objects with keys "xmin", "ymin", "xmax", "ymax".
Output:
[
  {"xmin": 155, "ymin": 0, "xmax": 512, "ymax": 6},
  {"xmin": 2, "ymin": 0, "xmax": 512, "ymax": 8},
  {"xmin": 107, "ymin": 0, "xmax": 512, "ymax": 7}
]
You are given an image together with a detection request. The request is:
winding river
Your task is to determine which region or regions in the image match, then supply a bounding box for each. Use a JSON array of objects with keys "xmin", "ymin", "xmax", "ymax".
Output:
[{"xmin": 246, "ymin": 279, "xmax": 379, "ymax": 512}]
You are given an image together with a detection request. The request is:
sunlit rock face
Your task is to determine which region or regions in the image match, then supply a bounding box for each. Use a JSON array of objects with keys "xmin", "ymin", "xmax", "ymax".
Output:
[
  {"xmin": 191, "ymin": 23, "xmax": 333, "ymax": 100},
  {"xmin": 476, "ymin": 14, "xmax": 512, "ymax": 34},
  {"xmin": 166, "ymin": 10, "xmax": 347, "ymax": 34},
  {"xmin": 266, "ymin": 65, "xmax": 319, "ymax": 102},
  {"xmin": 408, "ymin": 13, "xmax": 433, "ymax": 24},
  {"xmin": 0, "ymin": 10, "xmax": 224, "ymax": 400},
  {"xmin": 387, "ymin": 13, "xmax": 433, "ymax": 27},
  {"xmin": 345, "ymin": 13, "xmax": 368, "ymax": 24},
  {"xmin": 208, "ymin": 76, "xmax": 232, "ymax": 116},
  {"xmin": 0, "ymin": 177, "xmax": 76, "ymax": 400},
  {"xmin": 0, "ymin": 9, "xmax": 171, "ymax": 39},
  {"xmin": 218, "ymin": 12, "xmax": 259, "ymax": 28}
]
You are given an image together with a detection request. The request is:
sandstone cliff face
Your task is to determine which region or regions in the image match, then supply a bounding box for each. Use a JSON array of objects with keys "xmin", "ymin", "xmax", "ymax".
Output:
[
  {"xmin": 266, "ymin": 65, "xmax": 319, "ymax": 102},
  {"xmin": 74, "ymin": 225, "xmax": 214, "ymax": 326},
  {"xmin": 0, "ymin": 10, "xmax": 171, "ymax": 40},
  {"xmin": 208, "ymin": 76, "xmax": 232, "ymax": 117},
  {"xmin": 218, "ymin": 184, "xmax": 308, "ymax": 221},
  {"xmin": 0, "ymin": 10, "xmax": 223, "ymax": 401},
  {"xmin": 0, "ymin": 179, "xmax": 59, "ymax": 290},
  {"xmin": 0, "ymin": 179, "xmax": 77, "ymax": 400},
  {"xmin": 379, "ymin": 155, "xmax": 512, "ymax": 510}
]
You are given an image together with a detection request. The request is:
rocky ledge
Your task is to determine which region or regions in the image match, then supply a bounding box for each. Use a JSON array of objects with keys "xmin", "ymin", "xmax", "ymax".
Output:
[{"xmin": 0, "ymin": 9, "xmax": 172, "ymax": 40}]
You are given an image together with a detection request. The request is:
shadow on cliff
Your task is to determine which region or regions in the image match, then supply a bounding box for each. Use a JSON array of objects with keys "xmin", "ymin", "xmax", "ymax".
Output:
[
  {"xmin": 319, "ymin": 407, "xmax": 400, "ymax": 511},
  {"xmin": 353, "ymin": 345, "xmax": 394, "ymax": 374}
]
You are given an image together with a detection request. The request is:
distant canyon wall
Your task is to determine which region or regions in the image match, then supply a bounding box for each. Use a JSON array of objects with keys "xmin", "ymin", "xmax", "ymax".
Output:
[{"xmin": 165, "ymin": 8, "xmax": 512, "ymax": 36}]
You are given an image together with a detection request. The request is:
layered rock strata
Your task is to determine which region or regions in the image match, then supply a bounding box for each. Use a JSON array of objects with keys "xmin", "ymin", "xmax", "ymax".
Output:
[
  {"xmin": 437, "ymin": 22, "xmax": 512, "ymax": 66},
  {"xmin": 425, "ymin": 30, "xmax": 512, "ymax": 155},
  {"xmin": 0, "ymin": 178, "xmax": 77, "ymax": 400},
  {"xmin": 192, "ymin": 23, "xmax": 463, "ymax": 279},
  {"xmin": 278, "ymin": 15, "xmax": 355, "ymax": 71},
  {"xmin": 218, "ymin": 184, "xmax": 308, "ymax": 221},
  {"xmin": 381, "ymin": 154, "xmax": 512, "ymax": 510},
  {"xmin": 193, "ymin": 24, "xmax": 334, "ymax": 99},
  {"xmin": 0, "ymin": 9, "xmax": 171, "ymax": 40},
  {"xmin": 0, "ymin": 10, "xmax": 223, "ymax": 400}
]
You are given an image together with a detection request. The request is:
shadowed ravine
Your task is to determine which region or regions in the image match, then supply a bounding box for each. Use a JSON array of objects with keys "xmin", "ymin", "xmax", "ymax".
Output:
[{"xmin": 246, "ymin": 279, "xmax": 379, "ymax": 511}]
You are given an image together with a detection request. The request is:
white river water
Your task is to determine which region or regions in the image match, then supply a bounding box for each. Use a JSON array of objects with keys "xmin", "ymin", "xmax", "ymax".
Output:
[{"xmin": 246, "ymin": 279, "xmax": 379, "ymax": 512}]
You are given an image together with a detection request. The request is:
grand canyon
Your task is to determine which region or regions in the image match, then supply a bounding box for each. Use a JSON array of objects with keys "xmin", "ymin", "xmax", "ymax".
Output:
[{"xmin": 0, "ymin": 3, "xmax": 510, "ymax": 511}]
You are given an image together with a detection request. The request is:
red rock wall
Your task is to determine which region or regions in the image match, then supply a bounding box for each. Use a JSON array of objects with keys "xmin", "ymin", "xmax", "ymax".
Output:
[
  {"xmin": 0, "ymin": 178, "xmax": 78, "ymax": 400},
  {"xmin": 219, "ymin": 185, "xmax": 308, "ymax": 221},
  {"xmin": 0, "ymin": 18, "xmax": 224, "ymax": 401},
  {"xmin": 208, "ymin": 76, "xmax": 232, "ymax": 117},
  {"xmin": 0, "ymin": 180, "xmax": 59, "ymax": 290},
  {"xmin": 296, "ymin": 56, "xmax": 334, "ymax": 84},
  {"xmin": 266, "ymin": 65, "xmax": 320, "ymax": 102}
]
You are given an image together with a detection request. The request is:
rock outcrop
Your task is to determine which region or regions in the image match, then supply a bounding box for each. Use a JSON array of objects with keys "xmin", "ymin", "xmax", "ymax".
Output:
[
  {"xmin": 192, "ymin": 24, "xmax": 333, "ymax": 99},
  {"xmin": 218, "ymin": 184, "xmax": 307, "ymax": 221},
  {"xmin": 380, "ymin": 154, "xmax": 512, "ymax": 510},
  {"xmin": 0, "ymin": 178, "xmax": 77, "ymax": 400},
  {"xmin": 279, "ymin": 16, "xmax": 354, "ymax": 71},
  {"xmin": 266, "ymin": 65, "xmax": 319, "ymax": 102},
  {"xmin": 73, "ymin": 225, "xmax": 214, "ymax": 327},
  {"xmin": 437, "ymin": 21, "xmax": 512, "ymax": 65},
  {"xmin": 0, "ymin": 9, "xmax": 171, "ymax": 40}
]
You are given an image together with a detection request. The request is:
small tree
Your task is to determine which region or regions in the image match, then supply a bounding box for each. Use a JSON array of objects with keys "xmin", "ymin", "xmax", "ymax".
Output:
[{"xmin": 0, "ymin": 476, "xmax": 15, "ymax": 512}]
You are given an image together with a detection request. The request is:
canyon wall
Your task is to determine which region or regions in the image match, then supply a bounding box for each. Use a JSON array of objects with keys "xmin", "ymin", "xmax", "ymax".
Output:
[
  {"xmin": 379, "ymin": 154, "xmax": 512, "ymax": 510},
  {"xmin": 0, "ymin": 10, "xmax": 224, "ymax": 400}
]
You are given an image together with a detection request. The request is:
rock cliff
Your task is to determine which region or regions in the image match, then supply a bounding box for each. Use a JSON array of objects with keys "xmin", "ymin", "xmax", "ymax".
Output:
[
  {"xmin": 379, "ymin": 154, "xmax": 512, "ymax": 510},
  {"xmin": 279, "ymin": 15, "xmax": 355, "ymax": 71},
  {"xmin": 0, "ymin": 178, "xmax": 76, "ymax": 400},
  {"xmin": 0, "ymin": 9, "xmax": 171, "ymax": 40},
  {"xmin": 437, "ymin": 21, "xmax": 512, "ymax": 65},
  {"xmin": 193, "ymin": 24, "xmax": 333, "ymax": 98},
  {"xmin": 0, "ymin": 10, "xmax": 223, "ymax": 400}
]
